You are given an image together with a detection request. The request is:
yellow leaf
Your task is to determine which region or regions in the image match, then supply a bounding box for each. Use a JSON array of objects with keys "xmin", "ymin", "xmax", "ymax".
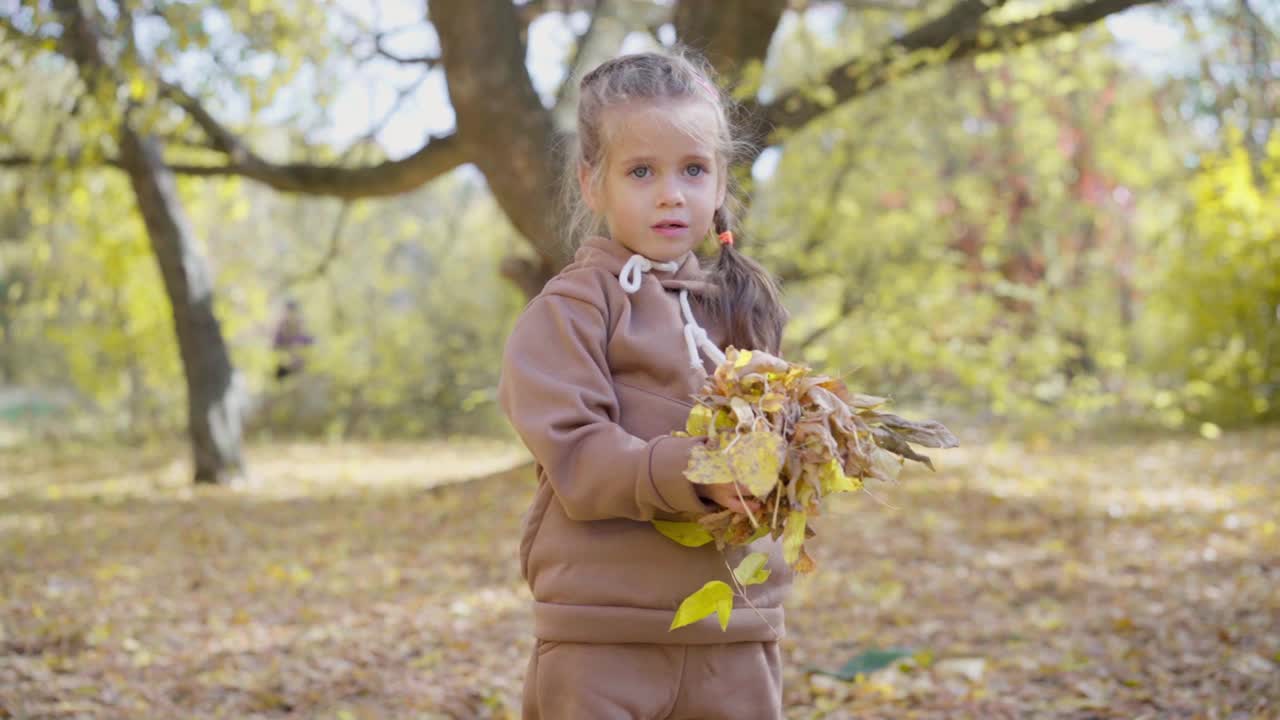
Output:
[
  {"xmin": 797, "ymin": 481, "xmax": 814, "ymax": 509},
  {"xmin": 760, "ymin": 392, "xmax": 785, "ymax": 413},
  {"xmin": 783, "ymin": 511, "xmax": 807, "ymax": 564},
  {"xmin": 685, "ymin": 444, "xmax": 736, "ymax": 486},
  {"xmin": 685, "ymin": 431, "xmax": 783, "ymax": 499},
  {"xmin": 820, "ymin": 458, "xmax": 862, "ymax": 494},
  {"xmin": 670, "ymin": 580, "xmax": 734, "ymax": 631},
  {"xmin": 733, "ymin": 551, "xmax": 771, "ymax": 586},
  {"xmin": 732, "ymin": 432, "xmax": 785, "ymax": 498},
  {"xmin": 685, "ymin": 405, "xmax": 713, "ymax": 436},
  {"xmin": 653, "ymin": 520, "xmax": 714, "ymax": 547}
]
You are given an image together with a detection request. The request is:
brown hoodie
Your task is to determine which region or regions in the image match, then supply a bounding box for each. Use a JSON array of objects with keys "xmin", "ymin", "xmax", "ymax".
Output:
[{"xmin": 498, "ymin": 234, "xmax": 792, "ymax": 645}]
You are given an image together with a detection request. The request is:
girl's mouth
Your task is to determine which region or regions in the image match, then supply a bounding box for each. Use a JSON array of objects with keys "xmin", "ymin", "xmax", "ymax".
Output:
[{"xmin": 652, "ymin": 221, "xmax": 687, "ymax": 238}]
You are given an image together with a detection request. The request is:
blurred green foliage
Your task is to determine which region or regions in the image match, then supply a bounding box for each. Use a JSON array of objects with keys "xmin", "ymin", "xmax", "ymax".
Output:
[{"xmin": 0, "ymin": 4, "xmax": 1275, "ymax": 442}]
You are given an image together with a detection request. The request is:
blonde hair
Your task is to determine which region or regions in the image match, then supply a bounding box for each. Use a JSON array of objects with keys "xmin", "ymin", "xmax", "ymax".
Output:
[{"xmin": 562, "ymin": 48, "xmax": 788, "ymax": 354}]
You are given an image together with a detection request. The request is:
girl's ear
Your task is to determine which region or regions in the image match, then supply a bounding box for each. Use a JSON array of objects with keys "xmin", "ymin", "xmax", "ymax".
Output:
[
  {"xmin": 578, "ymin": 162, "xmax": 599, "ymax": 213},
  {"xmin": 715, "ymin": 166, "xmax": 728, "ymax": 209}
]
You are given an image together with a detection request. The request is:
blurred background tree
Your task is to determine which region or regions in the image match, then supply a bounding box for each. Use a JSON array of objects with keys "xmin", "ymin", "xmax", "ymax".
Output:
[{"xmin": 0, "ymin": 0, "xmax": 1275, "ymax": 482}]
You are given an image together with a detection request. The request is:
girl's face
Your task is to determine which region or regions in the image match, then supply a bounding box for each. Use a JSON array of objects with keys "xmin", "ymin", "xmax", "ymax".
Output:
[{"xmin": 581, "ymin": 98, "xmax": 727, "ymax": 263}]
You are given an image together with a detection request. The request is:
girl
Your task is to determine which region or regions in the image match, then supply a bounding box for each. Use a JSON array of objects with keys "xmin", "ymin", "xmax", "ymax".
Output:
[{"xmin": 498, "ymin": 49, "xmax": 792, "ymax": 719}]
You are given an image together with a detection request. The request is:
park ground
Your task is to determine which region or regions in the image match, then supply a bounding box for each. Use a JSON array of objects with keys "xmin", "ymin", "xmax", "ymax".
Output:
[{"xmin": 2, "ymin": 427, "xmax": 1278, "ymax": 719}]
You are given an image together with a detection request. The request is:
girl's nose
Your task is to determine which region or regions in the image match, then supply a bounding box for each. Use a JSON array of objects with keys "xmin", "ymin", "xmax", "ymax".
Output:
[{"xmin": 658, "ymin": 181, "xmax": 685, "ymax": 207}]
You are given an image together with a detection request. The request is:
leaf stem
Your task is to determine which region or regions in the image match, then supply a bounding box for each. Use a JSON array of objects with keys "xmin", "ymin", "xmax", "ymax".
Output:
[{"xmin": 723, "ymin": 557, "xmax": 780, "ymax": 641}]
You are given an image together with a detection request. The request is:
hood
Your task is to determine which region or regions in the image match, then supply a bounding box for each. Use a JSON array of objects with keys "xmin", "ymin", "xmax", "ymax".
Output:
[{"xmin": 574, "ymin": 235, "xmax": 719, "ymax": 297}]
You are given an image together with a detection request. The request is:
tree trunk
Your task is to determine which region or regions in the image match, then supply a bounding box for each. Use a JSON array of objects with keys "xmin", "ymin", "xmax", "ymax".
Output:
[
  {"xmin": 118, "ymin": 123, "xmax": 246, "ymax": 484},
  {"xmin": 52, "ymin": 0, "xmax": 246, "ymax": 484},
  {"xmin": 432, "ymin": 0, "xmax": 567, "ymax": 289}
]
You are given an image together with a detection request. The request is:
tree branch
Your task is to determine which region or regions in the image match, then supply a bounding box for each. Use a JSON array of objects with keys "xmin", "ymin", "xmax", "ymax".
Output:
[
  {"xmin": 1237, "ymin": 0, "xmax": 1280, "ymax": 44},
  {"xmin": 372, "ymin": 45, "xmax": 440, "ymax": 66},
  {"xmin": 794, "ymin": 288, "xmax": 862, "ymax": 351},
  {"xmin": 836, "ymin": 0, "xmax": 927, "ymax": 11},
  {"xmin": 340, "ymin": 71, "xmax": 433, "ymax": 157},
  {"xmin": 759, "ymin": 0, "xmax": 1169, "ymax": 141},
  {"xmin": 1, "ymin": 131, "xmax": 469, "ymax": 198},
  {"xmin": 279, "ymin": 200, "xmax": 354, "ymax": 288},
  {"xmin": 1, "ymin": 2, "xmax": 472, "ymax": 200},
  {"xmin": 157, "ymin": 80, "xmax": 246, "ymax": 158},
  {"xmin": 153, "ymin": 77, "xmax": 469, "ymax": 196}
]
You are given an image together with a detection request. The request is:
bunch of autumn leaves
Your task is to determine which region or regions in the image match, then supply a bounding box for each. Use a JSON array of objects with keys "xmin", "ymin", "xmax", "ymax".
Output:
[{"xmin": 655, "ymin": 348, "xmax": 959, "ymax": 632}]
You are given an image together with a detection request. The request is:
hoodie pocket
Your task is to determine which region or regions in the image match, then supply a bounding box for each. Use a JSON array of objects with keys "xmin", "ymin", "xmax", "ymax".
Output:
[
  {"xmin": 519, "ymin": 478, "xmax": 555, "ymax": 582},
  {"xmin": 614, "ymin": 380, "xmax": 697, "ymax": 441},
  {"xmin": 614, "ymin": 380, "xmax": 695, "ymax": 409}
]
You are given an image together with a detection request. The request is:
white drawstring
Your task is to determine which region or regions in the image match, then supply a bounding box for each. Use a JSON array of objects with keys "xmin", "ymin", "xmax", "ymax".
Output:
[
  {"xmin": 618, "ymin": 253, "xmax": 726, "ymax": 372},
  {"xmin": 679, "ymin": 288, "xmax": 726, "ymax": 370},
  {"xmin": 619, "ymin": 254, "xmax": 679, "ymax": 293}
]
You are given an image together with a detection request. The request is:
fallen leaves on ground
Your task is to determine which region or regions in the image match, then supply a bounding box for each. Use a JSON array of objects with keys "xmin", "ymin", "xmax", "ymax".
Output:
[{"xmin": 1, "ymin": 428, "xmax": 1278, "ymax": 718}]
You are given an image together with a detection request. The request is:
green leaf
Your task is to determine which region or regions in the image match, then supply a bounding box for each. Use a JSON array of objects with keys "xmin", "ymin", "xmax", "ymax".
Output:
[
  {"xmin": 809, "ymin": 647, "xmax": 915, "ymax": 681},
  {"xmin": 733, "ymin": 551, "xmax": 771, "ymax": 586},
  {"xmin": 653, "ymin": 521, "xmax": 714, "ymax": 547},
  {"xmin": 670, "ymin": 580, "xmax": 734, "ymax": 631},
  {"xmin": 783, "ymin": 511, "xmax": 807, "ymax": 564}
]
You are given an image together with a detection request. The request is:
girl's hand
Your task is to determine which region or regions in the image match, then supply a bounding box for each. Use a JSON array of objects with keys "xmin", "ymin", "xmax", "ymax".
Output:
[{"xmin": 697, "ymin": 481, "xmax": 762, "ymax": 515}]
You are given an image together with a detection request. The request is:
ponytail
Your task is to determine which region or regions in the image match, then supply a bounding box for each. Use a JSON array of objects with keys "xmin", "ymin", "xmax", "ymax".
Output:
[{"xmin": 702, "ymin": 207, "xmax": 788, "ymax": 355}]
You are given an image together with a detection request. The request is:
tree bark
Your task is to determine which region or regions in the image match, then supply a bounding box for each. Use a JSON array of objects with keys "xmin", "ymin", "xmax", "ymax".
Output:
[
  {"xmin": 432, "ymin": 0, "xmax": 566, "ymax": 294},
  {"xmin": 673, "ymin": 0, "xmax": 787, "ymax": 84},
  {"xmin": 55, "ymin": 0, "xmax": 245, "ymax": 484},
  {"xmin": 118, "ymin": 125, "xmax": 246, "ymax": 484}
]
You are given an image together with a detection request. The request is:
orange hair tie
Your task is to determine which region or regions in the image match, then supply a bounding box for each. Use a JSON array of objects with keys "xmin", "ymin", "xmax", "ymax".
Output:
[{"xmin": 718, "ymin": 231, "xmax": 734, "ymax": 246}]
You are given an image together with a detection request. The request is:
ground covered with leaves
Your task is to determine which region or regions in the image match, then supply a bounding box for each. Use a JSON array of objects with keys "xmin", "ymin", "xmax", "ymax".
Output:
[{"xmin": 2, "ymin": 427, "xmax": 1277, "ymax": 718}]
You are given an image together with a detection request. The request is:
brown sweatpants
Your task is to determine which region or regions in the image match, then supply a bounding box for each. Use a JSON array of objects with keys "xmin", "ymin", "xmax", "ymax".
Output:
[{"xmin": 522, "ymin": 639, "xmax": 783, "ymax": 719}]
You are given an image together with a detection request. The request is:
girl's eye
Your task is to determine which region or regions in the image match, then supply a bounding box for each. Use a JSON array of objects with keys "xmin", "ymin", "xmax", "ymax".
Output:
[
  {"xmin": 686, "ymin": 164, "xmax": 706, "ymax": 177},
  {"xmin": 630, "ymin": 166, "xmax": 650, "ymax": 179}
]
